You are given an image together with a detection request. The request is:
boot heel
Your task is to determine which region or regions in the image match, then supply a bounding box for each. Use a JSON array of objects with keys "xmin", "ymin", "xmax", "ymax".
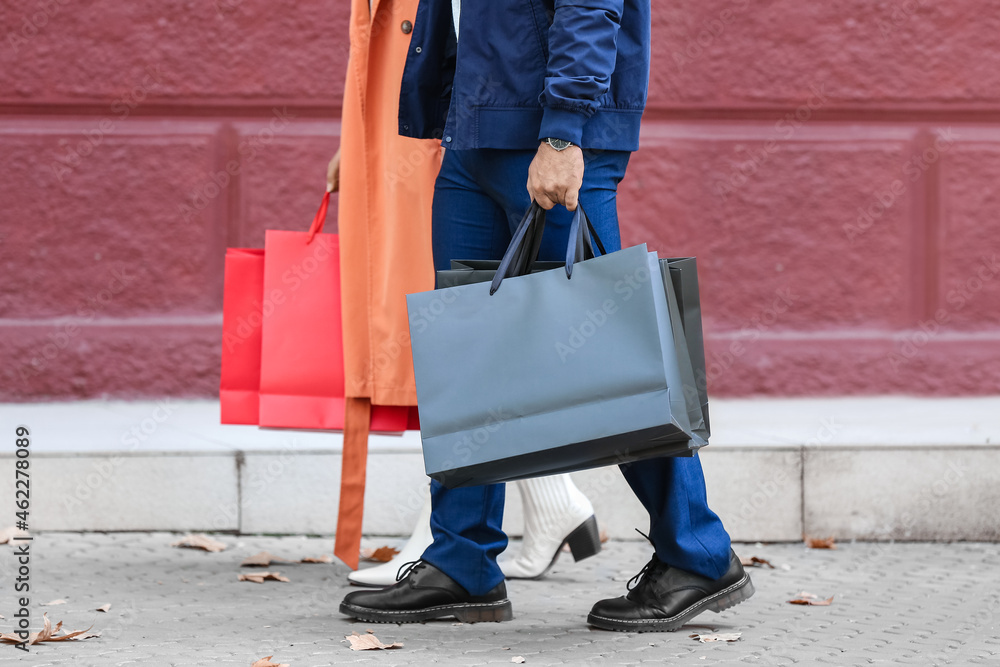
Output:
[
  {"xmin": 708, "ymin": 577, "xmax": 755, "ymax": 613},
  {"xmin": 565, "ymin": 515, "xmax": 602, "ymax": 562},
  {"xmin": 453, "ymin": 602, "xmax": 514, "ymax": 623}
]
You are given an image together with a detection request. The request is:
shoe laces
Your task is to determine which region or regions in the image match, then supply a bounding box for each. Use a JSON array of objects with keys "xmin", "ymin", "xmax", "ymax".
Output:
[
  {"xmin": 396, "ymin": 559, "xmax": 424, "ymax": 582},
  {"xmin": 624, "ymin": 528, "xmax": 660, "ymax": 591},
  {"xmin": 627, "ymin": 553, "xmax": 666, "ymax": 592}
]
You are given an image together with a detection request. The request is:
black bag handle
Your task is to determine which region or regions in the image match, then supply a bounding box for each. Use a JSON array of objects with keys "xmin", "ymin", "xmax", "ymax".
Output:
[
  {"xmin": 565, "ymin": 204, "xmax": 606, "ymax": 278},
  {"xmin": 490, "ymin": 202, "xmax": 606, "ymax": 295}
]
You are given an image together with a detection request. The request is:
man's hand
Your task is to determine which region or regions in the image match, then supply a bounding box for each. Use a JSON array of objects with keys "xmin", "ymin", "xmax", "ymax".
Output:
[
  {"xmin": 527, "ymin": 142, "xmax": 584, "ymax": 210},
  {"xmin": 326, "ymin": 147, "xmax": 342, "ymax": 193}
]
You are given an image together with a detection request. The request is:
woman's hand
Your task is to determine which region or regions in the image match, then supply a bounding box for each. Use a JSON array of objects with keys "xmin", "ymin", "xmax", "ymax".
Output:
[{"xmin": 326, "ymin": 147, "xmax": 342, "ymax": 193}]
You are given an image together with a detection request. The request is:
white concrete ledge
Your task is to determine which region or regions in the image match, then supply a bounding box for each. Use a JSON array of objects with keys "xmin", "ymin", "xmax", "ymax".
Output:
[{"xmin": 0, "ymin": 397, "xmax": 997, "ymax": 541}]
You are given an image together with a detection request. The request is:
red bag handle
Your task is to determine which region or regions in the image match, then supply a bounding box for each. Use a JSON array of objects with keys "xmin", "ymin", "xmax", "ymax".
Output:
[{"xmin": 305, "ymin": 191, "xmax": 331, "ymax": 244}]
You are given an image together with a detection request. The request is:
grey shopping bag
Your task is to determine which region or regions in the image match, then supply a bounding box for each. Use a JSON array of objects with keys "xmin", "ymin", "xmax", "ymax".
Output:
[
  {"xmin": 436, "ymin": 255, "xmax": 710, "ymax": 446},
  {"xmin": 406, "ymin": 203, "xmax": 703, "ymax": 488}
]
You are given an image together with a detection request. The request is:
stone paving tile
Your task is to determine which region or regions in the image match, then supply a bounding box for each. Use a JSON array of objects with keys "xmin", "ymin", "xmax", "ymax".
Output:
[{"xmin": 1, "ymin": 534, "xmax": 998, "ymax": 665}]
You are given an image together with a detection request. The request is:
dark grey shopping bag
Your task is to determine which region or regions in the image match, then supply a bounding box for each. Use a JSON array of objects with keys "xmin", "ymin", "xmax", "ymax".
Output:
[
  {"xmin": 660, "ymin": 257, "xmax": 710, "ymax": 444},
  {"xmin": 406, "ymin": 203, "xmax": 705, "ymax": 488}
]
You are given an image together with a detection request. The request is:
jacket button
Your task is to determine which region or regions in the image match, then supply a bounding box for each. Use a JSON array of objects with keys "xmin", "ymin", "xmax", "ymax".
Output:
[
  {"xmin": 415, "ymin": 46, "xmax": 422, "ymax": 53},
  {"xmin": 401, "ymin": 20, "xmax": 412, "ymax": 34}
]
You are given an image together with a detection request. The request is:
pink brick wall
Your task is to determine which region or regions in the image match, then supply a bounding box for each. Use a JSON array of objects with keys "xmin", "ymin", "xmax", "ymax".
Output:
[{"xmin": 3, "ymin": 0, "xmax": 998, "ymax": 399}]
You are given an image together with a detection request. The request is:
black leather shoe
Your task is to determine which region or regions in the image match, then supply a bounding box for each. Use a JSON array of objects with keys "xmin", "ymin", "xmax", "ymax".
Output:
[
  {"xmin": 588, "ymin": 549, "xmax": 754, "ymax": 632},
  {"xmin": 339, "ymin": 561, "xmax": 513, "ymax": 624}
]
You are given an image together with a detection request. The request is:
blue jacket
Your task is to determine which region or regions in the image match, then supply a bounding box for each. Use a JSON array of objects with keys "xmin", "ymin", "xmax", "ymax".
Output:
[{"xmin": 398, "ymin": 0, "xmax": 650, "ymax": 151}]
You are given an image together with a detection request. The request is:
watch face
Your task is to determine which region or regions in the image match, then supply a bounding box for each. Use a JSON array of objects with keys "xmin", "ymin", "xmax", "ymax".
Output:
[{"xmin": 547, "ymin": 138, "xmax": 572, "ymax": 151}]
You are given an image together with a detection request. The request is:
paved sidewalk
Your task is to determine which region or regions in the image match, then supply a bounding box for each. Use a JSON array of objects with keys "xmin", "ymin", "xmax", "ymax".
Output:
[{"xmin": 2, "ymin": 534, "xmax": 998, "ymax": 666}]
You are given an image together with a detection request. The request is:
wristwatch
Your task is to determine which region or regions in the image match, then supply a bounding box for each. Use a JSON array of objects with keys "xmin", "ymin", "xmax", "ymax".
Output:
[{"xmin": 544, "ymin": 137, "xmax": 574, "ymax": 151}]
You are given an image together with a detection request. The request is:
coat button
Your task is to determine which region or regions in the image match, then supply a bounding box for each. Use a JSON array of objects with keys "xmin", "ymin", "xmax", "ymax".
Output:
[
  {"xmin": 401, "ymin": 20, "xmax": 412, "ymax": 34},
  {"xmin": 415, "ymin": 46, "xmax": 422, "ymax": 53}
]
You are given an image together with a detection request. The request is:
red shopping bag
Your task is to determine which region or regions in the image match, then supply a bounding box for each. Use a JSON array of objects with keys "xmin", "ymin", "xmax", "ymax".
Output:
[
  {"xmin": 220, "ymin": 193, "xmax": 413, "ymax": 431},
  {"xmin": 220, "ymin": 248, "xmax": 266, "ymax": 424},
  {"xmin": 256, "ymin": 192, "xmax": 347, "ymax": 429},
  {"xmin": 256, "ymin": 193, "xmax": 412, "ymax": 431}
]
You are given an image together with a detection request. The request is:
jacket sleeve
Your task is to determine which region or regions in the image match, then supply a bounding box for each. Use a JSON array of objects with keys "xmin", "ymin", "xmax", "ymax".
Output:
[{"xmin": 538, "ymin": 0, "xmax": 625, "ymax": 146}]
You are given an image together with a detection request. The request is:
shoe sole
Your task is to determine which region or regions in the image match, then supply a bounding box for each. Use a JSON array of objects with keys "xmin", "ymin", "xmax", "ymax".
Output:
[
  {"xmin": 339, "ymin": 599, "xmax": 513, "ymax": 624},
  {"xmin": 506, "ymin": 515, "xmax": 602, "ymax": 580},
  {"xmin": 586, "ymin": 572, "xmax": 755, "ymax": 633}
]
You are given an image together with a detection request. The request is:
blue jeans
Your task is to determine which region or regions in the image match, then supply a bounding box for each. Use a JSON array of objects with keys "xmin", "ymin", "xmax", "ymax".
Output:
[{"xmin": 420, "ymin": 148, "xmax": 732, "ymax": 596}]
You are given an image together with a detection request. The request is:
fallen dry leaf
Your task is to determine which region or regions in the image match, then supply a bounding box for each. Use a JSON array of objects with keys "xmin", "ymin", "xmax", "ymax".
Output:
[
  {"xmin": 345, "ymin": 631, "xmax": 403, "ymax": 651},
  {"xmin": 300, "ymin": 554, "xmax": 333, "ymax": 564},
  {"xmin": 238, "ymin": 571, "xmax": 290, "ymax": 584},
  {"xmin": 805, "ymin": 536, "xmax": 836, "ymax": 550},
  {"xmin": 96, "ymin": 604, "xmax": 111, "ymax": 613},
  {"xmin": 171, "ymin": 534, "xmax": 226, "ymax": 552},
  {"xmin": 740, "ymin": 556, "xmax": 775, "ymax": 569},
  {"xmin": 788, "ymin": 591, "xmax": 834, "ymax": 606},
  {"xmin": 690, "ymin": 632, "xmax": 742, "ymax": 643},
  {"xmin": 241, "ymin": 551, "xmax": 290, "ymax": 567},
  {"xmin": 0, "ymin": 526, "xmax": 29, "ymax": 545},
  {"xmin": 41, "ymin": 599, "xmax": 67, "ymax": 606},
  {"xmin": 0, "ymin": 613, "xmax": 97, "ymax": 645},
  {"xmin": 512, "ymin": 657, "xmax": 526, "ymax": 664},
  {"xmin": 360, "ymin": 546, "xmax": 400, "ymax": 563},
  {"xmin": 251, "ymin": 656, "xmax": 290, "ymax": 667}
]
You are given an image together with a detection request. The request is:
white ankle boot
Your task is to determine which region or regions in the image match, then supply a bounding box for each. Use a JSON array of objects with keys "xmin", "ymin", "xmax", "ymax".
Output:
[
  {"xmin": 347, "ymin": 483, "xmax": 434, "ymax": 587},
  {"xmin": 499, "ymin": 474, "xmax": 601, "ymax": 579}
]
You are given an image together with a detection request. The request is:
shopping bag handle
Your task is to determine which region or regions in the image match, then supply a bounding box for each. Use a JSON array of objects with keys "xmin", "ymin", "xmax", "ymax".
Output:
[
  {"xmin": 305, "ymin": 191, "xmax": 332, "ymax": 244},
  {"xmin": 490, "ymin": 202, "xmax": 606, "ymax": 295},
  {"xmin": 565, "ymin": 204, "xmax": 607, "ymax": 278}
]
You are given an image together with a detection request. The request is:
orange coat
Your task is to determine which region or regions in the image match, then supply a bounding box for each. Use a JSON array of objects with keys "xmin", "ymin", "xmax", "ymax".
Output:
[
  {"xmin": 339, "ymin": 0, "xmax": 440, "ymax": 406},
  {"xmin": 335, "ymin": 0, "xmax": 440, "ymax": 569}
]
